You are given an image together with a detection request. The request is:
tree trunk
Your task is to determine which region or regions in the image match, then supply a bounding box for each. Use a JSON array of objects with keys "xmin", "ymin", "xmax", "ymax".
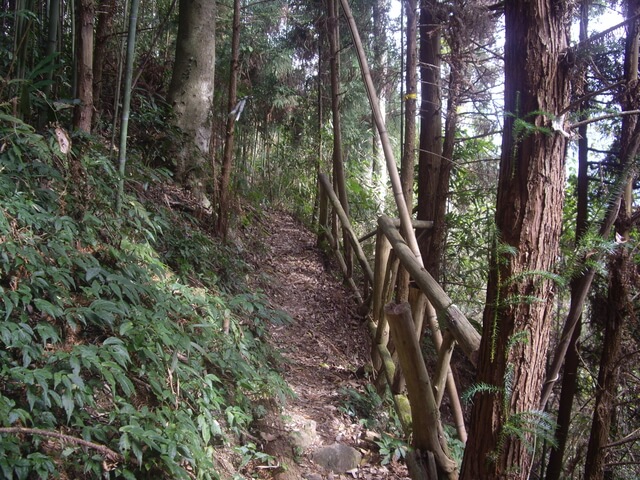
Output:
[
  {"xmin": 583, "ymin": 250, "xmax": 632, "ymax": 480},
  {"xmin": 417, "ymin": 0, "xmax": 443, "ymax": 279},
  {"xmin": 460, "ymin": 1, "xmax": 571, "ymax": 478},
  {"xmin": 545, "ymin": 3, "xmax": 590, "ymax": 478},
  {"xmin": 371, "ymin": 0, "xmax": 390, "ymax": 210},
  {"xmin": 167, "ymin": 0, "xmax": 216, "ymax": 207},
  {"xmin": 73, "ymin": 0, "xmax": 95, "ymax": 133},
  {"xmin": 401, "ymin": 0, "xmax": 417, "ymax": 209},
  {"xmin": 92, "ymin": 0, "xmax": 117, "ymax": 130},
  {"xmin": 216, "ymin": 0, "xmax": 241, "ymax": 238},
  {"xmin": 583, "ymin": 2, "xmax": 639, "ymax": 477},
  {"xmin": 327, "ymin": 0, "xmax": 351, "ymax": 275}
]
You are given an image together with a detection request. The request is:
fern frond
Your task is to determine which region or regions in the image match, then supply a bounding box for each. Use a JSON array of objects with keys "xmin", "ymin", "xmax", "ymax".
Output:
[
  {"xmin": 500, "ymin": 294, "xmax": 545, "ymax": 306},
  {"xmin": 506, "ymin": 330, "xmax": 530, "ymax": 353},
  {"xmin": 506, "ymin": 269, "xmax": 566, "ymax": 287},
  {"xmin": 462, "ymin": 382, "xmax": 502, "ymax": 405}
]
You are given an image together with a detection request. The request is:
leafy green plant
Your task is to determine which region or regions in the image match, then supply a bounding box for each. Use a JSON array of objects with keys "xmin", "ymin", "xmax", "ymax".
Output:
[
  {"xmin": 0, "ymin": 126, "xmax": 291, "ymax": 479},
  {"xmin": 375, "ymin": 433, "xmax": 407, "ymax": 465},
  {"xmin": 235, "ymin": 441, "xmax": 276, "ymax": 469}
]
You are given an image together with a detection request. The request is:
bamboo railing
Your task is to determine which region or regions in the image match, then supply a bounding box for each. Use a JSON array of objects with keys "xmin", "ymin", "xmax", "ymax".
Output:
[{"xmin": 317, "ymin": 173, "xmax": 482, "ymax": 479}]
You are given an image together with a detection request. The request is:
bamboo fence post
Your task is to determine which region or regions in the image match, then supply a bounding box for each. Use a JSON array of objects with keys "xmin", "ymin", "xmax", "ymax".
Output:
[
  {"xmin": 392, "ymin": 287, "xmax": 427, "ymax": 393},
  {"xmin": 385, "ymin": 302, "xmax": 457, "ymax": 478},
  {"xmin": 323, "ymin": 228, "xmax": 363, "ymax": 303},
  {"xmin": 318, "ymin": 173, "xmax": 374, "ymax": 285},
  {"xmin": 409, "ymin": 287, "xmax": 428, "ymax": 338},
  {"xmin": 378, "ymin": 215, "xmax": 480, "ymax": 364},
  {"xmin": 371, "ymin": 228, "xmax": 391, "ymax": 363},
  {"xmin": 317, "ymin": 177, "xmax": 329, "ymax": 249},
  {"xmin": 338, "ymin": 0, "xmax": 423, "ymax": 265},
  {"xmin": 433, "ymin": 331, "xmax": 455, "ymax": 406}
]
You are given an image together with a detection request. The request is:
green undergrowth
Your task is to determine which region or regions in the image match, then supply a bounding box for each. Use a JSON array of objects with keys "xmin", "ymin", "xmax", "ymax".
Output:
[{"xmin": 0, "ymin": 120, "xmax": 292, "ymax": 479}]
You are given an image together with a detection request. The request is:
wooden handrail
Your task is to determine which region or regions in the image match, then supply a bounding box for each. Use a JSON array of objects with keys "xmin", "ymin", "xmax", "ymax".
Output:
[
  {"xmin": 378, "ymin": 215, "xmax": 481, "ymax": 365},
  {"xmin": 316, "ymin": 173, "xmax": 474, "ymax": 478},
  {"xmin": 318, "ymin": 173, "xmax": 374, "ymax": 285}
]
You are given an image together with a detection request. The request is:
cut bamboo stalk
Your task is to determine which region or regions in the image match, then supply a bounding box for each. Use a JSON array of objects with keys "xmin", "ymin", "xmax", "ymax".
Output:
[
  {"xmin": 433, "ymin": 331, "xmax": 455, "ymax": 406},
  {"xmin": 385, "ymin": 302, "xmax": 457, "ymax": 477},
  {"xmin": 338, "ymin": 0, "xmax": 423, "ymax": 266},
  {"xmin": 323, "ymin": 227, "xmax": 363, "ymax": 303},
  {"xmin": 317, "ymin": 177, "xmax": 328, "ymax": 249},
  {"xmin": 378, "ymin": 215, "xmax": 480, "ymax": 364},
  {"xmin": 319, "ymin": 173, "xmax": 374, "ymax": 284}
]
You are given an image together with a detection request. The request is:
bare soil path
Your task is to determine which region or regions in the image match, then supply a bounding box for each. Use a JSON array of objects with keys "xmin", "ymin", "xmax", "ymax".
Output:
[{"xmin": 244, "ymin": 210, "xmax": 409, "ymax": 480}]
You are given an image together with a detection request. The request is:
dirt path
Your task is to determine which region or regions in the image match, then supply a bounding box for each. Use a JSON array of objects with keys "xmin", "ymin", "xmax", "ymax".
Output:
[{"xmin": 244, "ymin": 210, "xmax": 409, "ymax": 480}]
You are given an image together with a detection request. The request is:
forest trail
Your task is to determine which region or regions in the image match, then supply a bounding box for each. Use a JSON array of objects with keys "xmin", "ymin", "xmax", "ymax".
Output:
[{"xmin": 244, "ymin": 210, "xmax": 409, "ymax": 480}]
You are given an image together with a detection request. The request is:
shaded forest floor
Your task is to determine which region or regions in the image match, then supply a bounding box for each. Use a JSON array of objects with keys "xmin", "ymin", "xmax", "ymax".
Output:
[{"xmin": 242, "ymin": 210, "xmax": 410, "ymax": 480}]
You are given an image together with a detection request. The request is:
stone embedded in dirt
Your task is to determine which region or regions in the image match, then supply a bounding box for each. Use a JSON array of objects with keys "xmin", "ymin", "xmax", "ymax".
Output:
[
  {"xmin": 288, "ymin": 417, "xmax": 318, "ymax": 450},
  {"xmin": 303, "ymin": 474, "xmax": 323, "ymax": 480},
  {"xmin": 311, "ymin": 443, "xmax": 362, "ymax": 473}
]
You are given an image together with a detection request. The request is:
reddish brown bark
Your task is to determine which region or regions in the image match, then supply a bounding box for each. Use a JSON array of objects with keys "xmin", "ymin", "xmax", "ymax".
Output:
[
  {"xmin": 460, "ymin": 1, "xmax": 571, "ymax": 478},
  {"xmin": 92, "ymin": 0, "xmax": 116, "ymax": 130},
  {"xmin": 417, "ymin": 0, "xmax": 443, "ymax": 279},
  {"xmin": 73, "ymin": 0, "xmax": 95, "ymax": 133}
]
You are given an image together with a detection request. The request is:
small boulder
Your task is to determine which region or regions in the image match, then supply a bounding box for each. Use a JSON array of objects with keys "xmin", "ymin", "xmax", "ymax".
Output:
[{"xmin": 311, "ymin": 443, "xmax": 362, "ymax": 473}]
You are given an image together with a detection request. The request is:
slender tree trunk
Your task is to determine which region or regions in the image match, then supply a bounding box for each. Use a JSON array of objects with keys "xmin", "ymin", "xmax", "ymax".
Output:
[
  {"xmin": 39, "ymin": 0, "xmax": 60, "ymax": 127},
  {"xmin": 583, "ymin": 2, "xmax": 639, "ymax": 477},
  {"xmin": 167, "ymin": 0, "xmax": 216, "ymax": 207},
  {"xmin": 401, "ymin": 0, "xmax": 417, "ymax": 209},
  {"xmin": 327, "ymin": 0, "xmax": 351, "ymax": 274},
  {"xmin": 372, "ymin": 0, "xmax": 390, "ymax": 210},
  {"xmin": 417, "ymin": 0, "xmax": 443, "ymax": 278},
  {"xmin": 583, "ymin": 250, "xmax": 632, "ymax": 480},
  {"xmin": 92, "ymin": 0, "xmax": 117, "ymax": 130},
  {"xmin": 460, "ymin": 1, "xmax": 571, "ymax": 478},
  {"xmin": 217, "ymin": 0, "xmax": 241, "ymax": 238},
  {"xmin": 73, "ymin": 0, "xmax": 95, "ymax": 133},
  {"xmin": 545, "ymin": 3, "xmax": 590, "ymax": 479},
  {"xmin": 116, "ymin": 0, "xmax": 139, "ymax": 213}
]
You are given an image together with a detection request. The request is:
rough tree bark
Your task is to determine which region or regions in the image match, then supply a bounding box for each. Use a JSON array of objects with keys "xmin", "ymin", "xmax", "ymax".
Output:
[
  {"xmin": 73, "ymin": 0, "xmax": 95, "ymax": 133},
  {"xmin": 545, "ymin": 2, "xmax": 590, "ymax": 479},
  {"xmin": 583, "ymin": 2, "xmax": 639, "ymax": 477},
  {"xmin": 167, "ymin": 0, "xmax": 216, "ymax": 207},
  {"xmin": 92, "ymin": 0, "xmax": 117, "ymax": 131},
  {"xmin": 417, "ymin": 0, "xmax": 443, "ymax": 279},
  {"xmin": 216, "ymin": 0, "xmax": 241, "ymax": 238},
  {"xmin": 327, "ymin": 0, "xmax": 351, "ymax": 274},
  {"xmin": 460, "ymin": 1, "xmax": 571, "ymax": 478}
]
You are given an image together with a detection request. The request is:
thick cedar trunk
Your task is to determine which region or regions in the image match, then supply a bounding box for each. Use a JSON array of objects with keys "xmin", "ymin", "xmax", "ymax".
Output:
[
  {"xmin": 73, "ymin": 0, "xmax": 95, "ymax": 133},
  {"xmin": 460, "ymin": 1, "xmax": 570, "ymax": 478},
  {"xmin": 167, "ymin": 0, "xmax": 216, "ymax": 205},
  {"xmin": 92, "ymin": 0, "xmax": 116, "ymax": 130},
  {"xmin": 216, "ymin": 0, "xmax": 241, "ymax": 238}
]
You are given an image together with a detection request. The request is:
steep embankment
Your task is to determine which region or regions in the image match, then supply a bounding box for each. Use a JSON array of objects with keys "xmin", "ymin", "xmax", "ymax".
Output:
[{"xmin": 243, "ymin": 210, "xmax": 410, "ymax": 480}]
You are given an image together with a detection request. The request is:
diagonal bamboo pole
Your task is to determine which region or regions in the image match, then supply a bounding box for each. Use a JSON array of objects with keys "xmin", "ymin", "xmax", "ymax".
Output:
[{"xmin": 338, "ymin": 0, "xmax": 422, "ymax": 265}]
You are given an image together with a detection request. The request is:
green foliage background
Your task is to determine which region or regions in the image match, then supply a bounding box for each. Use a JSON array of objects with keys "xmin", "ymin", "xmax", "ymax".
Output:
[{"xmin": 0, "ymin": 120, "xmax": 291, "ymax": 479}]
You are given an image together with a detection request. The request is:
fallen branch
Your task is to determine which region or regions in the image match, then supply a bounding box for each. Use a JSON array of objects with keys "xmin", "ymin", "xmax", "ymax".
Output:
[{"xmin": 0, "ymin": 427, "xmax": 123, "ymax": 463}]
